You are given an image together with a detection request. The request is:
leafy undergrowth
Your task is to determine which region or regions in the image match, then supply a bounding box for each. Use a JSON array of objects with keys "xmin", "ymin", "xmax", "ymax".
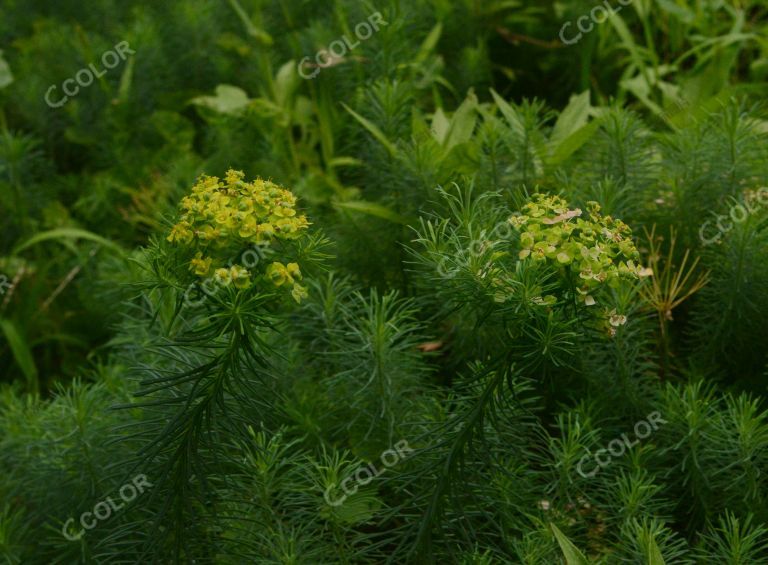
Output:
[{"xmin": 1, "ymin": 1, "xmax": 768, "ymax": 563}]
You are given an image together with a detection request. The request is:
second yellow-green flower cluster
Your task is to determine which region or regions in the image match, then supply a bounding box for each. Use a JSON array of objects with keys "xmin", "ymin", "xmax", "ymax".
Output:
[{"xmin": 508, "ymin": 194, "xmax": 651, "ymax": 305}]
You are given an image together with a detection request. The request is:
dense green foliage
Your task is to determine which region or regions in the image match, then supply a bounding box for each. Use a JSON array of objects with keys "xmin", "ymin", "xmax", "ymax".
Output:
[{"xmin": 1, "ymin": 0, "xmax": 768, "ymax": 563}]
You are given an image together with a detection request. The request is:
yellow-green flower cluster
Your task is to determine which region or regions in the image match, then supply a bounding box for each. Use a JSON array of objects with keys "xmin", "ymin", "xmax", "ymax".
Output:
[
  {"xmin": 266, "ymin": 262, "xmax": 308, "ymax": 302},
  {"xmin": 508, "ymin": 194, "xmax": 651, "ymax": 305},
  {"xmin": 167, "ymin": 169, "xmax": 310, "ymax": 301},
  {"xmin": 168, "ymin": 169, "xmax": 309, "ymax": 245}
]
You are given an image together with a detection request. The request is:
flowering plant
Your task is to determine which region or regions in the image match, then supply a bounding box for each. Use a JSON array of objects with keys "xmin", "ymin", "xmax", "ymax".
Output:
[
  {"xmin": 492, "ymin": 194, "xmax": 654, "ymax": 335},
  {"xmin": 167, "ymin": 169, "xmax": 311, "ymax": 302},
  {"xmin": 508, "ymin": 194, "xmax": 652, "ymax": 307}
]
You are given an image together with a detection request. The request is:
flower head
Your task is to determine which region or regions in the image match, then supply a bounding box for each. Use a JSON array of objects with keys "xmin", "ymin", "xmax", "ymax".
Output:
[
  {"xmin": 506, "ymin": 194, "xmax": 648, "ymax": 307},
  {"xmin": 168, "ymin": 169, "xmax": 312, "ymax": 302}
]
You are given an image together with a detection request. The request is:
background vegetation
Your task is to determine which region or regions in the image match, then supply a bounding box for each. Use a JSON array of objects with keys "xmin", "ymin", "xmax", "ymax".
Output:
[{"xmin": 0, "ymin": 0, "xmax": 767, "ymax": 563}]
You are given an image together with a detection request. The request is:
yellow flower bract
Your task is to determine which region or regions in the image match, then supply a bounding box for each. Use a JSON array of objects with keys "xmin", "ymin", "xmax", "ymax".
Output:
[{"xmin": 167, "ymin": 169, "xmax": 311, "ymax": 302}]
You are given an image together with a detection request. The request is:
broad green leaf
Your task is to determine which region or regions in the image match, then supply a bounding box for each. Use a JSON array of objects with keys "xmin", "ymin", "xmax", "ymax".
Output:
[
  {"xmin": 341, "ymin": 103, "xmax": 398, "ymax": 157},
  {"xmin": 490, "ymin": 88, "xmax": 524, "ymax": 137},
  {"xmin": 12, "ymin": 228, "xmax": 123, "ymax": 256},
  {"xmin": 550, "ymin": 90, "xmax": 590, "ymax": 149},
  {"xmin": 294, "ymin": 95, "xmax": 314, "ymax": 125},
  {"xmin": 0, "ymin": 50, "xmax": 13, "ymax": 90},
  {"xmin": 443, "ymin": 91, "xmax": 478, "ymax": 150},
  {"xmin": 274, "ymin": 60, "xmax": 299, "ymax": 108},
  {"xmin": 0, "ymin": 319, "xmax": 38, "ymax": 393},
  {"xmin": 191, "ymin": 84, "xmax": 251, "ymax": 115},
  {"xmin": 335, "ymin": 200, "xmax": 410, "ymax": 224},
  {"xmin": 656, "ymin": 80, "xmax": 682, "ymax": 108},
  {"xmin": 551, "ymin": 523, "xmax": 589, "ymax": 565},
  {"xmin": 548, "ymin": 119, "xmax": 601, "ymax": 166},
  {"xmin": 431, "ymin": 108, "xmax": 450, "ymax": 144},
  {"xmin": 621, "ymin": 73, "xmax": 664, "ymax": 116}
]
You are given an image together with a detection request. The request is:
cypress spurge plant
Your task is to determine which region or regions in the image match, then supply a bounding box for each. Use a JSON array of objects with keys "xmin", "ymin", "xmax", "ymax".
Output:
[
  {"xmin": 412, "ymin": 188, "xmax": 657, "ymax": 379},
  {"xmin": 402, "ymin": 191, "xmax": 660, "ymax": 560},
  {"xmin": 123, "ymin": 169, "xmax": 325, "ymax": 560}
]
